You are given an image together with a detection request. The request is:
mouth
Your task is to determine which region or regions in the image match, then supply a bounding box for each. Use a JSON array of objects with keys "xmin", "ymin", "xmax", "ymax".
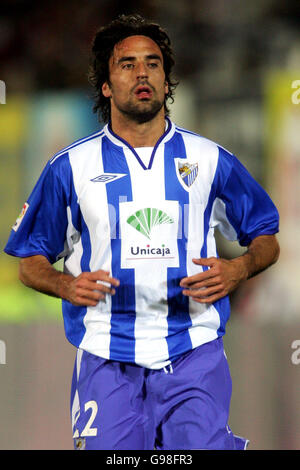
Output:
[{"xmin": 134, "ymin": 85, "xmax": 153, "ymax": 100}]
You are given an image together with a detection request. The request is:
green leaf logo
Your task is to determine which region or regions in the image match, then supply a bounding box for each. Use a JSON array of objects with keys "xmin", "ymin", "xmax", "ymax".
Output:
[{"xmin": 127, "ymin": 208, "xmax": 174, "ymax": 239}]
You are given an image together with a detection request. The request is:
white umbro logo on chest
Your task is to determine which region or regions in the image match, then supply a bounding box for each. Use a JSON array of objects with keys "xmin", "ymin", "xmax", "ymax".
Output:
[{"xmin": 90, "ymin": 174, "xmax": 127, "ymax": 183}]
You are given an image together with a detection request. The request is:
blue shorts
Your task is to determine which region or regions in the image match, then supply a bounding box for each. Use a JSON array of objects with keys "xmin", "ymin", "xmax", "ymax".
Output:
[{"xmin": 70, "ymin": 337, "xmax": 248, "ymax": 450}]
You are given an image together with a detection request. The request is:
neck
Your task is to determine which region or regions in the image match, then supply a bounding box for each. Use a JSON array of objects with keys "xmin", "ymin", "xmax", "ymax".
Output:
[{"xmin": 109, "ymin": 109, "xmax": 167, "ymax": 148}]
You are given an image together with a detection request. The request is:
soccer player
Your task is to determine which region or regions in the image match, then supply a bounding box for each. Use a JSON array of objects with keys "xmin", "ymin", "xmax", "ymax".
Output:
[{"xmin": 4, "ymin": 14, "xmax": 280, "ymax": 450}]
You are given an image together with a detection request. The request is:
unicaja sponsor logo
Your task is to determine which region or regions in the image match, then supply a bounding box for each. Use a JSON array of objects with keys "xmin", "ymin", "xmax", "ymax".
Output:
[
  {"xmin": 127, "ymin": 207, "xmax": 174, "ymax": 239},
  {"xmin": 126, "ymin": 208, "xmax": 175, "ymax": 260},
  {"xmin": 0, "ymin": 80, "xmax": 6, "ymax": 104},
  {"xmin": 130, "ymin": 243, "xmax": 172, "ymax": 259}
]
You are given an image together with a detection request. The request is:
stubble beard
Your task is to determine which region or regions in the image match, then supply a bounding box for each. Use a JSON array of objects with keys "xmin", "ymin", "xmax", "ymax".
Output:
[{"xmin": 114, "ymin": 97, "xmax": 165, "ymax": 124}]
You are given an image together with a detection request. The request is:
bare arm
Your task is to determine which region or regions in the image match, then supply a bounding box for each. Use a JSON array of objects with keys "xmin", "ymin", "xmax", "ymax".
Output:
[
  {"xmin": 180, "ymin": 234, "xmax": 280, "ymax": 304},
  {"xmin": 19, "ymin": 255, "xmax": 120, "ymax": 307}
]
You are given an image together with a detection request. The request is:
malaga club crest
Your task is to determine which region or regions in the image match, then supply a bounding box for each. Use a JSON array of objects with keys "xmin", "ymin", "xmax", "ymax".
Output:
[{"xmin": 175, "ymin": 159, "xmax": 198, "ymax": 189}]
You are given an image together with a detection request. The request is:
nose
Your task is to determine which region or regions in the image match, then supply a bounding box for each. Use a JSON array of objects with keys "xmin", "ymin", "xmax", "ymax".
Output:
[{"xmin": 136, "ymin": 62, "xmax": 148, "ymax": 80}]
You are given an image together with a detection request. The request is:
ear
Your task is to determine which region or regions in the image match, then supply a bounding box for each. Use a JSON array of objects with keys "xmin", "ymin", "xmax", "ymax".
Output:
[
  {"xmin": 164, "ymin": 80, "xmax": 169, "ymax": 96},
  {"xmin": 102, "ymin": 82, "xmax": 112, "ymax": 98}
]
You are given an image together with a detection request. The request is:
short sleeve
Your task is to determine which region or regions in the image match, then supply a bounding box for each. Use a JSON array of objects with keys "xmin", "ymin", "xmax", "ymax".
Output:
[
  {"xmin": 4, "ymin": 160, "xmax": 69, "ymax": 264},
  {"xmin": 213, "ymin": 148, "xmax": 279, "ymax": 246}
]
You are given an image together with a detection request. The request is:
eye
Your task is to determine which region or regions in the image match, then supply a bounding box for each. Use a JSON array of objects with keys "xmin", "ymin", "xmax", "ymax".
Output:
[
  {"xmin": 122, "ymin": 63, "xmax": 134, "ymax": 70},
  {"xmin": 148, "ymin": 62, "xmax": 159, "ymax": 68}
]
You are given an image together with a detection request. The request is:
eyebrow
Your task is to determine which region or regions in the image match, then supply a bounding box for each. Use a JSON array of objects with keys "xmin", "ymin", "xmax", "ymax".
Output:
[{"xmin": 117, "ymin": 54, "xmax": 162, "ymax": 64}]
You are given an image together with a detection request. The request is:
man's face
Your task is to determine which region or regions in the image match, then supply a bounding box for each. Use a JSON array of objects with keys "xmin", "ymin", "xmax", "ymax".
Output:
[{"xmin": 102, "ymin": 35, "xmax": 169, "ymax": 123}]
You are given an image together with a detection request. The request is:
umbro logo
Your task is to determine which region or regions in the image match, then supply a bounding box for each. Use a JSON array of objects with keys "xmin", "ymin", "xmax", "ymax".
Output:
[{"xmin": 90, "ymin": 173, "xmax": 126, "ymax": 183}]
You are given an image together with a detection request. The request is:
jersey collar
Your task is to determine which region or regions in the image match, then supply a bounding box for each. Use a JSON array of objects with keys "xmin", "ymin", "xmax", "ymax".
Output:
[{"xmin": 103, "ymin": 117, "xmax": 175, "ymax": 170}]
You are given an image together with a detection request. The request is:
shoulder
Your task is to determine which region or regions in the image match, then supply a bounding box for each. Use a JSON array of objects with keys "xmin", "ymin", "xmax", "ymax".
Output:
[
  {"xmin": 174, "ymin": 123, "xmax": 232, "ymax": 153},
  {"xmin": 49, "ymin": 128, "xmax": 105, "ymax": 168},
  {"xmin": 173, "ymin": 122, "xmax": 235, "ymax": 165}
]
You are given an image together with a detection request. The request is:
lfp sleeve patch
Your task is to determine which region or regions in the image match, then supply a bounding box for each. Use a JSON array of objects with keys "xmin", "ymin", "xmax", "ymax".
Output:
[{"xmin": 12, "ymin": 202, "xmax": 29, "ymax": 232}]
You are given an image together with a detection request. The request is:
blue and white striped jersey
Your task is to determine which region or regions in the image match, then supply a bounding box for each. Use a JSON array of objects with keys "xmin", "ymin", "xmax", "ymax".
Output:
[{"xmin": 4, "ymin": 118, "xmax": 279, "ymax": 369}]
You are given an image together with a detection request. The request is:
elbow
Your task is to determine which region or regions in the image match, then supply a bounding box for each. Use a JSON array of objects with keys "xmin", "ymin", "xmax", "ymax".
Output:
[
  {"xmin": 272, "ymin": 236, "xmax": 280, "ymax": 266},
  {"xmin": 18, "ymin": 259, "xmax": 30, "ymax": 287},
  {"xmin": 275, "ymin": 240, "xmax": 280, "ymax": 264}
]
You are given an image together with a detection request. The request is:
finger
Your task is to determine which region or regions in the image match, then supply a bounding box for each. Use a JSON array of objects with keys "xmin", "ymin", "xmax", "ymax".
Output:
[
  {"xmin": 180, "ymin": 258, "xmax": 219, "ymax": 287},
  {"xmin": 77, "ymin": 278, "xmax": 116, "ymax": 295},
  {"xmin": 77, "ymin": 287, "xmax": 106, "ymax": 302},
  {"xmin": 180, "ymin": 270, "xmax": 216, "ymax": 287},
  {"xmin": 96, "ymin": 281, "xmax": 117, "ymax": 295},
  {"xmin": 182, "ymin": 277, "xmax": 222, "ymax": 290},
  {"xmin": 96, "ymin": 280, "xmax": 117, "ymax": 292},
  {"xmin": 71, "ymin": 298, "xmax": 99, "ymax": 307},
  {"xmin": 88, "ymin": 269, "xmax": 120, "ymax": 287},
  {"xmin": 190, "ymin": 291, "xmax": 225, "ymax": 304},
  {"xmin": 182, "ymin": 284, "xmax": 224, "ymax": 299},
  {"xmin": 192, "ymin": 257, "xmax": 216, "ymax": 266},
  {"xmin": 81, "ymin": 271, "xmax": 120, "ymax": 287},
  {"xmin": 71, "ymin": 292, "xmax": 103, "ymax": 307}
]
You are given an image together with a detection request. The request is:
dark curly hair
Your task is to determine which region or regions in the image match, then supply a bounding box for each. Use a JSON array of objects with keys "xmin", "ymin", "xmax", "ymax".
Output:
[{"xmin": 88, "ymin": 14, "xmax": 178, "ymax": 123}]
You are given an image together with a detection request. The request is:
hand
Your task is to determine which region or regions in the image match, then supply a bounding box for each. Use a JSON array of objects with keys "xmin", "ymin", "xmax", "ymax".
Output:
[
  {"xmin": 61, "ymin": 270, "xmax": 120, "ymax": 307},
  {"xmin": 180, "ymin": 257, "xmax": 247, "ymax": 304}
]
